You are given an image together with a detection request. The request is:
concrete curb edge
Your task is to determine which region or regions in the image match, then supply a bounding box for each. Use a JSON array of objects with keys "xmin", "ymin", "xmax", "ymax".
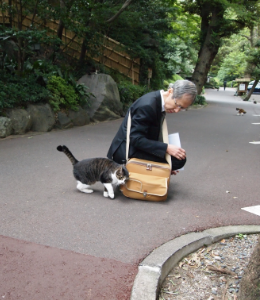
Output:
[{"xmin": 130, "ymin": 225, "xmax": 260, "ymax": 300}]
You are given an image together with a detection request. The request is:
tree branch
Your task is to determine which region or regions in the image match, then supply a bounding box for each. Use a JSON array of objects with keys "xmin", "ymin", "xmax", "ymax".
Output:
[
  {"xmin": 106, "ymin": 0, "xmax": 133, "ymax": 23},
  {"xmin": 241, "ymin": 34, "xmax": 251, "ymax": 41}
]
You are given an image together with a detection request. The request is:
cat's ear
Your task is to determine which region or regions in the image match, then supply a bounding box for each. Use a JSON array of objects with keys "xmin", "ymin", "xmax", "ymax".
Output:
[
  {"xmin": 118, "ymin": 165, "xmax": 124, "ymax": 175},
  {"xmin": 122, "ymin": 165, "xmax": 129, "ymax": 177}
]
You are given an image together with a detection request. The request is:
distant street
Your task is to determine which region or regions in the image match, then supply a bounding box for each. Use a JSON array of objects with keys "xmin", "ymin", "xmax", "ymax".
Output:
[{"xmin": 0, "ymin": 88, "xmax": 260, "ymax": 299}]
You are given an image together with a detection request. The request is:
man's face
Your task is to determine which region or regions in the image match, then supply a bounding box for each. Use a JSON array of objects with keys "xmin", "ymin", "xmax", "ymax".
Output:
[{"xmin": 164, "ymin": 89, "xmax": 193, "ymax": 113}]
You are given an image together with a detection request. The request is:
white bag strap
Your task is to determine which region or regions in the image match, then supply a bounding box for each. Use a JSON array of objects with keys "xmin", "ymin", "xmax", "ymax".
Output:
[
  {"xmin": 162, "ymin": 117, "xmax": 172, "ymax": 168},
  {"xmin": 126, "ymin": 111, "xmax": 131, "ymax": 161},
  {"xmin": 126, "ymin": 110, "xmax": 172, "ymax": 170}
]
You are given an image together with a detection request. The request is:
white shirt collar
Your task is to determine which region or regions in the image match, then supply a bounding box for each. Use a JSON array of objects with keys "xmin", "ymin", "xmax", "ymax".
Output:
[{"xmin": 160, "ymin": 90, "xmax": 165, "ymax": 112}]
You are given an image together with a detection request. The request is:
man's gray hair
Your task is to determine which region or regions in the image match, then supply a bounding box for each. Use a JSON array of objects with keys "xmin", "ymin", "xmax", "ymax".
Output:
[{"xmin": 168, "ymin": 80, "xmax": 197, "ymax": 103}]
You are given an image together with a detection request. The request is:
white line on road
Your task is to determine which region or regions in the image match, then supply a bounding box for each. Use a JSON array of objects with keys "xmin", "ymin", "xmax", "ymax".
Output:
[
  {"xmin": 249, "ymin": 141, "xmax": 260, "ymax": 144},
  {"xmin": 253, "ymin": 115, "xmax": 260, "ymax": 116},
  {"xmin": 241, "ymin": 205, "xmax": 260, "ymax": 217},
  {"xmin": 252, "ymin": 123, "xmax": 260, "ymax": 125}
]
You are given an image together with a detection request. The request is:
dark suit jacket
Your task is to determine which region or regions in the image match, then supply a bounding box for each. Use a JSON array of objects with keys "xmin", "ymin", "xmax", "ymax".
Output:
[{"xmin": 107, "ymin": 90, "xmax": 167, "ymax": 164}]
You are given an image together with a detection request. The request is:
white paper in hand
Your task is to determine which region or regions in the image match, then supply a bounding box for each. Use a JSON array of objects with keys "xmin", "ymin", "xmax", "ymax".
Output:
[{"xmin": 168, "ymin": 132, "xmax": 184, "ymax": 171}]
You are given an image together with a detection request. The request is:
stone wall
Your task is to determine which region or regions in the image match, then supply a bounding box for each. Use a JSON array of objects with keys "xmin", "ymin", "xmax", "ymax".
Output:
[{"xmin": 0, "ymin": 74, "xmax": 123, "ymax": 138}]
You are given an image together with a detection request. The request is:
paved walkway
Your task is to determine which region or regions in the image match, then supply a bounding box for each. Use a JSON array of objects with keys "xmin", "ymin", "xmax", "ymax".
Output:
[{"xmin": 0, "ymin": 88, "xmax": 260, "ymax": 299}]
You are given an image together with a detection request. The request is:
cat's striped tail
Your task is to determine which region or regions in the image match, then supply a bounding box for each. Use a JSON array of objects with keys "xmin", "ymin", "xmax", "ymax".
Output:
[{"xmin": 57, "ymin": 145, "xmax": 78, "ymax": 165}]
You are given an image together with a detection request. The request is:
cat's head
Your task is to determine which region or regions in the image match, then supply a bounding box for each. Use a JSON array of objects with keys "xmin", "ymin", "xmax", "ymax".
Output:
[{"xmin": 115, "ymin": 165, "xmax": 129, "ymax": 185}]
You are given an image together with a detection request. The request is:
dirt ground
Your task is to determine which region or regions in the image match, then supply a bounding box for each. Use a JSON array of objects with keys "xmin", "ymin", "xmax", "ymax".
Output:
[{"xmin": 160, "ymin": 234, "xmax": 260, "ymax": 300}]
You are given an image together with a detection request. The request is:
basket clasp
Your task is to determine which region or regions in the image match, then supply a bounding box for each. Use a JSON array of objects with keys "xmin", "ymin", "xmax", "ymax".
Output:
[{"xmin": 146, "ymin": 163, "xmax": 152, "ymax": 171}]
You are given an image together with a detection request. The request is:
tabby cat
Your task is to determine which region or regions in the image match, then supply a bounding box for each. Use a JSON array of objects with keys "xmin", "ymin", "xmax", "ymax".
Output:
[
  {"xmin": 236, "ymin": 108, "xmax": 246, "ymax": 115},
  {"xmin": 57, "ymin": 145, "xmax": 129, "ymax": 199}
]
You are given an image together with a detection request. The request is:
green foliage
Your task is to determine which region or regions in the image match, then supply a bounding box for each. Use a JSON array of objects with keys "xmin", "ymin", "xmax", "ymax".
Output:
[
  {"xmin": 204, "ymin": 77, "xmax": 220, "ymax": 89},
  {"xmin": 217, "ymin": 50, "xmax": 247, "ymax": 82},
  {"xmin": 25, "ymin": 60, "xmax": 92, "ymax": 109},
  {"xmin": 193, "ymin": 95, "xmax": 206, "ymax": 105},
  {"xmin": 107, "ymin": 0, "xmax": 177, "ymax": 89},
  {"xmin": 149, "ymin": 54, "xmax": 168, "ymax": 90},
  {"xmin": 117, "ymin": 81, "xmax": 148, "ymax": 111},
  {"xmin": 180, "ymin": 0, "xmax": 258, "ymax": 94},
  {"xmin": 172, "ymin": 74, "xmax": 184, "ymax": 81},
  {"xmin": 210, "ymin": 28, "xmax": 250, "ymax": 78},
  {"xmin": 0, "ymin": 73, "xmax": 50, "ymax": 114},
  {"xmin": 164, "ymin": 74, "xmax": 184, "ymax": 89},
  {"xmin": 25, "ymin": 59, "xmax": 61, "ymax": 78},
  {"xmin": 236, "ymin": 233, "xmax": 247, "ymax": 240},
  {"xmin": 227, "ymin": 81, "xmax": 238, "ymax": 87},
  {"xmin": 246, "ymin": 39, "xmax": 260, "ymax": 80},
  {"xmin": 97, "ymin": 66, "xmax": 131, "ymax": 85},
  {"xmin": 47, "ymin": 76, "xmax": 80, "ymax": 112},
  {"xmin": 165, "ymin": 36, "xmax": 197, "ymax": 77},
  {"xmin": 73, "ymin": 83, "xmax": 92, "ymax": 107},
  {"xmin": 0, "ymin": 25, "xmax": 61, "ymax": 72}
]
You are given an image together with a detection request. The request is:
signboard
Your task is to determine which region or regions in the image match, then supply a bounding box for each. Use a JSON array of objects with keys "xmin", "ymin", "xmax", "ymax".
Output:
[{"xmin": 239, "ymin": 84, "xmax": 246, "ymax": 91}]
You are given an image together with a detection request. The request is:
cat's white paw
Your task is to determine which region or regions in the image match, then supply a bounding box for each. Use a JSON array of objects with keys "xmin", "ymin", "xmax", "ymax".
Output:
[
  {"xmin": 103, "ymin": 191, "xmax": 109, "ymax": 198},
  {"xmin": 108, "ymin": 193, "xmax": 114, "ymax": 199},
  {"xmin": 81, "ymin": 188, "xmax": 93, "ymax": 194}
]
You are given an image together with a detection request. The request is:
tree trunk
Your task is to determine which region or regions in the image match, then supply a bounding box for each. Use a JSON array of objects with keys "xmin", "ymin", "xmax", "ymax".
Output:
[
  {"xmin": 53, "ymin": 0, "xmax": 75, "ymax": 60},
  {"xmin": 79, "ymin": 38, "xmax": 87, "ymax": 65},
  {"xmin": 191, "ymin": 46, "xmax": 219, "ymax": 95},
  {"xmin": 57, "ymin": 20, "xmax": 64, "ymax": 40},
  {"xmin": 78, "ymin": 0, "xmax": 133, "ymax": 65},
  {"xmin": 191, "ymin": 31, "xmax": 219, "ymax": 95},
  {"xmin": 106, "ymin": 0, "xmax": 134, "ymax": 23},
  {"xmin": 57, "ymin": 0, "xmax": 65, "ymax": 40},
  {"xmin": 191, "ymin": 6, "xmax": 224, "ymax": 95},
  {"xmin": 243, "ymin": 79, "xmax": 259, "ymax": 101},
  {"xmin": 17, "ymin": 39, "xmax": 23, "ymax": 72},
  {"xmin": 238, "ymin": 238, "xmax": 260, "ymax": 300},
  {"xmin": 8, "ymin": 0, "xmax": 12, "ymax": 27}
]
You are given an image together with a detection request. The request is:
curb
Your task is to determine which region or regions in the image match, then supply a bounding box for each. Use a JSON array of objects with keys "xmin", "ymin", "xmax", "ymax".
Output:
[{"xmin": 130, "ymin": 225, "xmax": 260, "ymax": 300}]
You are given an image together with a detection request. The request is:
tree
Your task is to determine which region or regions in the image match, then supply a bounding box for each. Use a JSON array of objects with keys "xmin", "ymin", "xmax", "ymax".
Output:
[
  {"xmin": 106, "ymin": 0, "xmax": 177, "ymax": 88},
  {"xmin": 164, "ymin": 37, "xmax": 197, "ymax": 76},
  {"xmin": 217, "ymin": 50, "xmax": 247, "ymax": 82},
  {"xmin": 0, "ymin": 0, "xmax": 182, "ymax": 89},
  {"xmin": 164, "ymin": 6, "xmax": 200, "ymax": 79},
  {"xmin": 72, "ymin": 0, "xmax": 135, "ymax": 65},
  {"xmin": 181, "ymin": 0, "xmax": 258, "ymax": 94},
  {"xmin": 0, "ymin": 0, "xmax": 62, "ymax": 70},
  {"xmin": 243, "ymin": 39, "xmax": 260, "ymax": 101},
  {"xmin": 106, "ymin": 0, "xmax": 134, "ymax": 23},
  {"xmin": 238, "ymin": 238, "xmax": 260, "ymax": 300},
  {"xmin": 209, "ymin": 28, "xmax": 250, "ymax": 79}
]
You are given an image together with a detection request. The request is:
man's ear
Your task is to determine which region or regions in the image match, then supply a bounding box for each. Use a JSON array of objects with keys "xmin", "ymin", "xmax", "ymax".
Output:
[{"xmin": 168, "ymin": 88, "xmax": 173, "ymax": 95}]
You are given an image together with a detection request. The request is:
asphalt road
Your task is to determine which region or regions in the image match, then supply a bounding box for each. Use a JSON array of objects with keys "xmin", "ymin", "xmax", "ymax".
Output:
[{"xmin": 0, "ymin": 88, "xmax": 260, "ymax": 299}]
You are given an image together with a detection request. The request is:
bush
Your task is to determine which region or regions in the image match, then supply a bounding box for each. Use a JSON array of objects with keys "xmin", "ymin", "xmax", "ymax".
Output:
[
  {"xmin": 164, "ymin": 74, "xmax": 184, "ymax": 89},
  {"xmin": 204, "ymin": 77, "xmax": 220, "ymax": 89},
  {"xmin": 117, "ymin": 82, "xmax": 147, "ymax": 111},
  {"xmin": 227, "ymin": 81, "xmax": 238, "ymax": 87},
  {"xmin": 194, "ymin": 95, "xmax": 206, "ymax": 105},
  {"xmin": 0, "ymin": 73, "xmax": 50, "ymax": 114},
  {"xmin": 47, "ymin": 76, "xmax": 80, "ymax": 112}
]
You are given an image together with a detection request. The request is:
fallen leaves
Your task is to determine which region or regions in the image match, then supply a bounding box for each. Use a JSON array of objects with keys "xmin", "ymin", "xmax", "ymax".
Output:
[
  {"xmin": 207, "ymin": 265, "xmax": 237, "ymax": 276},
  {"xmin": 159, "ymin": 234, "xmax": 259, "ymax": 300}
]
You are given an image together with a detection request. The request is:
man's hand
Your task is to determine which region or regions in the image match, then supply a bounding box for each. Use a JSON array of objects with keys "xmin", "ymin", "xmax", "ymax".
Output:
[
  {"xmin": 166, "ymin": 145, "xmax": 186, "ymax": 160},
  {"xmin": 171, "ymin": 170, "xmax": 179, "ymax": 175}
]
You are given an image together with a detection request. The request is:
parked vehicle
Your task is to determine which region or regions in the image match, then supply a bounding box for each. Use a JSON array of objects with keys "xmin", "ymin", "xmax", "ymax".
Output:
[{"xmin": 247, "ymin": 80, "xmax": 260, "ymax": 93}]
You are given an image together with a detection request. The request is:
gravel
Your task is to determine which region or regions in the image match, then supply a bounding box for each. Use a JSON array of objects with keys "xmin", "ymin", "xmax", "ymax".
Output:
[{"xmin": 159, "ymin": 233, "xmax": 259, "ymax": 300}]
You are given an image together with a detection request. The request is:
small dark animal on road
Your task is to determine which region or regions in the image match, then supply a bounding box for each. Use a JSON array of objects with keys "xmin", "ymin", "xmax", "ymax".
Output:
[
  {"xmin": 57, "ymin": 145, "xmax": 129, "ymax": 199},
  {"xmin": 236, "ymin": 108, "xmax": 246, "ymax": 116}
]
